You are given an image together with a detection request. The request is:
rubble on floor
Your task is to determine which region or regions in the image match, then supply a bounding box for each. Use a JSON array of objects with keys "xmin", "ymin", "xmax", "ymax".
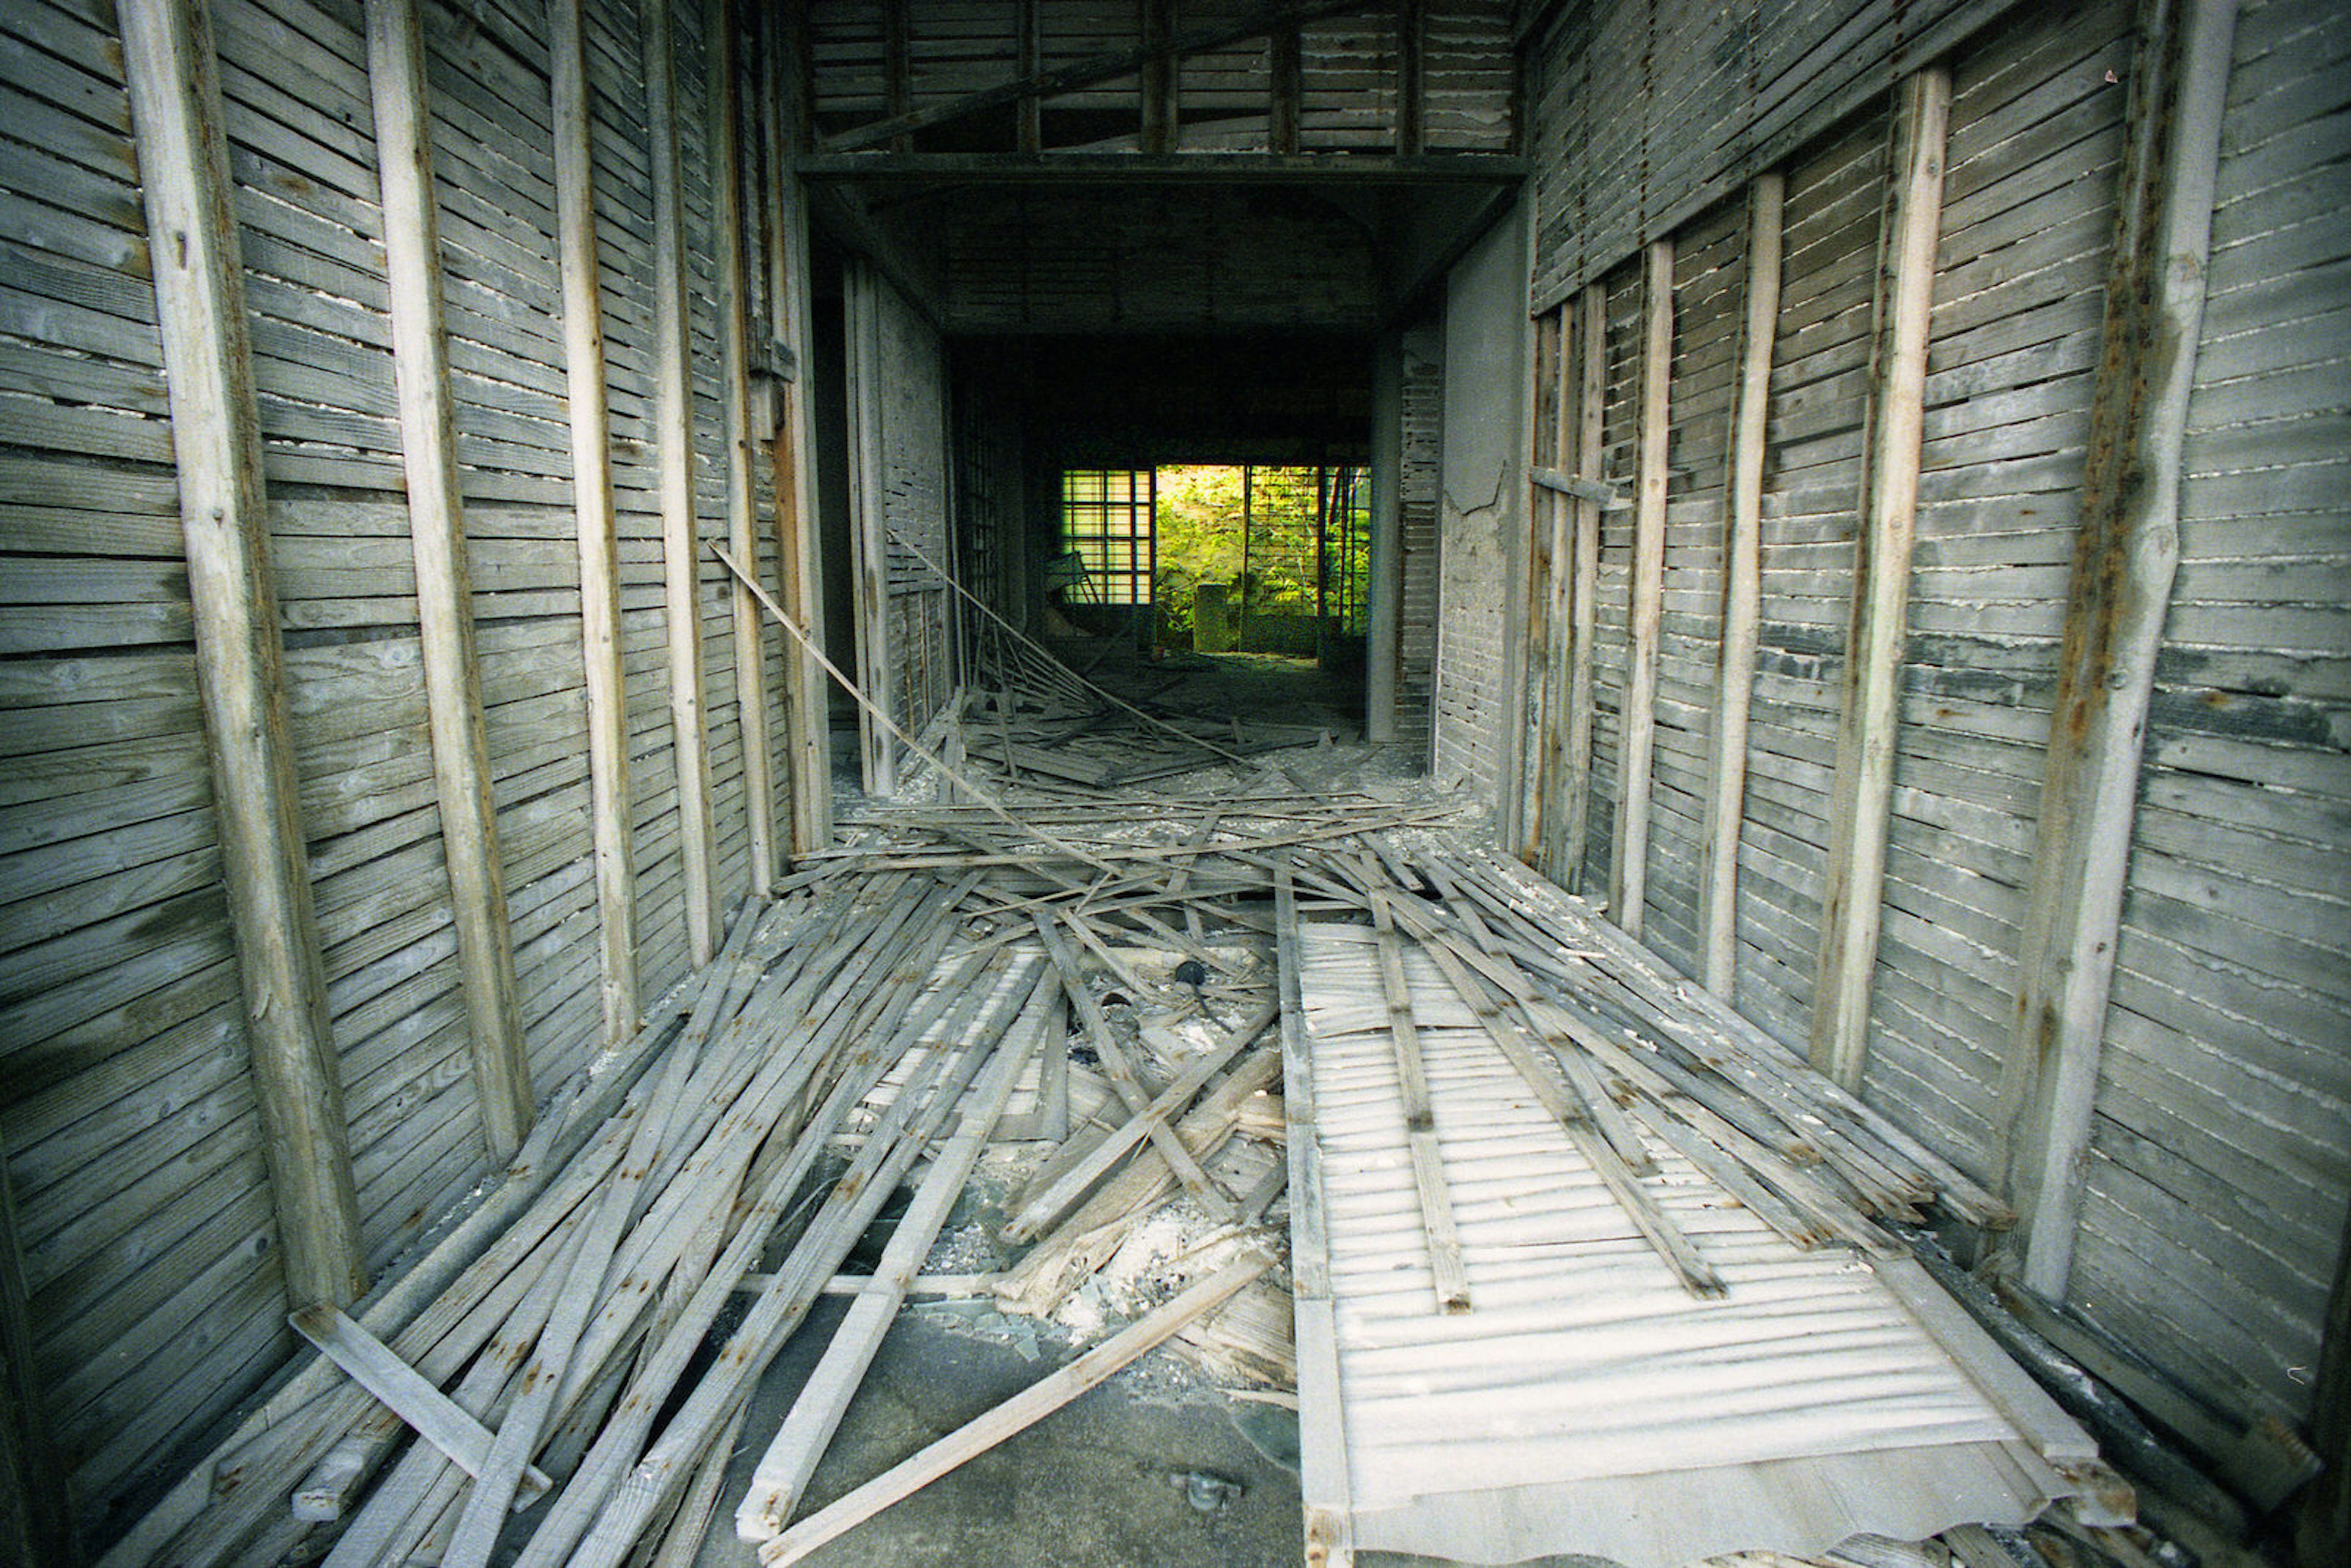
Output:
[{"xmin": 100, "ymin": 649, "xmax": 2244, "ymax": 1568}]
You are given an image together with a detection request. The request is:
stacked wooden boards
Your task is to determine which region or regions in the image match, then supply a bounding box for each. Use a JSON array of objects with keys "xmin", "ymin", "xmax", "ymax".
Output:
[{"xmin": 1275, "ymin": 843, "xmax": 2113, "ymax": 1568}]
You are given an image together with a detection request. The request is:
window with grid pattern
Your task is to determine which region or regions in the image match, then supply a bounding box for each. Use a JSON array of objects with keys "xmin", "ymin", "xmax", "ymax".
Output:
[{"xmin": 1058, "ymin": 469, "xmax": 1154, "ymax": 606}]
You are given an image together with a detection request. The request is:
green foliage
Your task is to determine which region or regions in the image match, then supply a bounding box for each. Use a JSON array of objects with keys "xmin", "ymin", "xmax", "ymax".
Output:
[{"xmin": 1152, "ymin": 465, "xmax": 1338, "ymax": 636}]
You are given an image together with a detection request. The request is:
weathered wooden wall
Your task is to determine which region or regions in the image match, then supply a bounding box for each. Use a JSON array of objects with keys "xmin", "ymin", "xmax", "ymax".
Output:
[
  {"xmin": 1479, "ymin": 0, "xmax": 2350, "ymax": 1444},
  {"xmin": 802, "ymin": 0, "xmax": 1515, "ymax": 154},
  {"xmin": 0, "ymin": 0, "xmax": 797, "ymax": 1538}
]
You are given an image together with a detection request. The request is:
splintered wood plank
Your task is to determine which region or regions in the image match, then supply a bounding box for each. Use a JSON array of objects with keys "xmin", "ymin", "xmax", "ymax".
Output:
[
  {"xmin": 287, "ymin": 1305, "xmax": 552, "ymax": 1502},
  {"xmin": 1359, "ymin": 856, "xmax": 1473, "ymax": 1315},
  {"xmin": 754, "ymin": 1252, "xmax": 1276, "ymax": 1567}
]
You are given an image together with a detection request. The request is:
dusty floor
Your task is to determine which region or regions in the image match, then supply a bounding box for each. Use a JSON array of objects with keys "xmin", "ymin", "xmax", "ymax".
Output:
[{"xmin": 697, "ymin": 646, "xmax": 1382, "ymax": 1568}]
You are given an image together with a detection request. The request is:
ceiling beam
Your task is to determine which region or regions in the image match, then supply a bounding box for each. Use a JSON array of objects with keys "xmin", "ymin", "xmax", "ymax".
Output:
[{"xmin": 798, "ymin": 151, "xmax": 1526, "ymax": 186}]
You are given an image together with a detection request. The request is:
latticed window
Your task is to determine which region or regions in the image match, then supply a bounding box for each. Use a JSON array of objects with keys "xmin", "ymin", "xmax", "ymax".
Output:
[{"xmin": 1057, "ymin": 469, "xmax": 1155, "ymax": 606}]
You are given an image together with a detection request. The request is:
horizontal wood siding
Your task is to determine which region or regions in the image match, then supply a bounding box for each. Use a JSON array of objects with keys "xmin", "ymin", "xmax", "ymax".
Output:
[
  {"xmin": 803, "ymin": 0, "xmax": 1513, "ymax": 152},
  {"xmin": 0, "ymin": 0, "xmax": 288, "ymax": 1519},
  {"xmin": 879, "ymin": 279, "xmax": 955, "ymax": 741},
  {"xmin": 1732, "ymin": 107, "xmax": 1885, "ymax": 1056},
  {"xmin": 1529, "ymin": 0, "xmax": 2010, "ymax": 311},
  {"xmin": 0, "ymin": 0, "xmax": 767, "ymax": 1536},
  {"xmin": 1640, "ymin": 199, "xmax": 1742, "ymax": 977},
  {"xmin": 2071, "ymin": 0, "xmax": 2351, "ymax": 1427},
  {"xmin": 1574, "ymin": 258, "xmax": 1640, "ymax": 902}
]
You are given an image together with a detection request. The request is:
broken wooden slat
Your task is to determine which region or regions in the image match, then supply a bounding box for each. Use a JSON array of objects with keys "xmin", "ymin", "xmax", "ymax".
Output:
[
  {"xmin": 1359, "ymin": 857, "xmax": 1474, "ymax": 1315},
  {"xmin": 756, "ymin": 1251, "xmax": 1277, "ymax": 1566},
  {"xmin": 733, "ymin": 962, "xmax": 1046, "ymax": 1539},
  {"xmin": 1002, "ymin": 999, "xmax": 1277, "ymax": 1244}
]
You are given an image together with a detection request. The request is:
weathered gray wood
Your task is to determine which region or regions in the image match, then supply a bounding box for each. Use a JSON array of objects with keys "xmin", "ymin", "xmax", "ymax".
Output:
[
  {"xmin": 732, "ymin": 963, "xmax": 1043, "ymax": 1539},
  {"xmin": 1141, "ymin": 0, "xmax": 1177, "ymax": 152},
  {"xmin": 1269, "ymin": 16, "xmax": 1301, "ymax": 154},
  {"xmin": 759, "ymin": 13, "xmax": 832, "ymax": 858},
  {"xmin": 1559, "ymin": 280, "xmax": 1605, "ymax": 892},
  {"xmin": 644, "ymin": 0, "xmax": 719, "ymax": 965},
  {"xmin": 1366, "ymin": 329, "xmax": 1403, "ymax": 745},
  {"xmin": 1610, "ymin": 238, "xmax": 1673, "ymax": 937},
  {"xmin": 1393, "ymin": 0, "xmax": 1423, "ymax": 154},
  {"xmin": 550, "ymin": 0, "xmax": 640, "ymax": 1047},
  {"xmin": 1360, "ymin": 858, "xmax": 1472, "ymax": 1314},
  {"xmin": 709, "ymin": 0, "xmax": 774, "ymax": 897},
  {"xmin": 1810, "ymin": 66, "xmax": 1949, "ymax": 1092},
  {"xmin": 822, "ymin": 0, "xmax": 1370, "ymax": 152},
  {"xmin": 1700, "ymin": 171, "xmax": 1783, "ymax": 999},
  {"xmin": 287, "ymin": 1305, "xmax": 552, "ymax": 1502},
  {"xmin": 362, "ymin": 0, "xmax": 533, "ymax": 1161},
  {"xmin": 2001, "ymin": 0, "xmax": 2237, "ymax": 1299},
  {"xmin": 119, "ymin": 0, "xmax": 364, "ymax": 1310},
  {"xmin": 0, "ymin": 1133, "xmax": 78, "ymax": 1565},
  {"xmin": 1016, "ymin": 0, "xmax": 1043, "ymax": 152},
  {"xmin": 846, "ymin": 262, "xmax": 896, "ymax": 797}
]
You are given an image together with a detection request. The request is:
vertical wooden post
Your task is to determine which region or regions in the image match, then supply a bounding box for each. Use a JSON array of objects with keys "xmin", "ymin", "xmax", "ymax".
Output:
[
  {"xmin": 2001, "ymin": 0, "xmax": 2236, "ymax": 1294},
  {"xmin": 847, "ymin": 261, "xmax": 897, "ymax": 797},
  {"xmin": 1016, "ymin": 0, "xmax": 1043, "ymax": 152},
  {"xmin": 120, "ymin": 0, "xmax": 365, "ymax": 1308},
  {"xmin": 1393, "ymin": 0, "xmax": 1423, "ymax": 155},
  {"xmin": 1699, "ymin": 171, "xmax": 1784, "ymax": 1000},
  {"xmin": 1269, "ymin": 19, "xmax": 1302, "ymax": 155},
  {"xmin": 363, "ymin": 0, "xmax": 533, "ymax": 1160},
  {"xmin": 1810, "ymin": 67, "xmax": 1951, "ymax": 1090},
  {"xmin": 883, "ymin": 0, "xmax": 912, "ymax": 153},
  {"xmin": 1610, "ymin": 238, "xmax": 1673, "ymax": 939},
  {"xmin": 762, "ymin": 4, "xmax": 833, "ymax": 857},
  {"xmin": 645, "ymin": 0, "xmax": 720, "ymax": 965},
  {"xmin": 1559, "ymin": 279, "xmax": 1605, "ymax": 892},
  {"xmin": 0, "ymin": 1138, "xmax": 78, "ymax": 1563},
  {"xmin": 708, "ymin": 0, "xmax": 774, "ymax": 898},
  {"xmin": 1365, "ymin": 332, "xmax": 1403, "ymax": 744},
  {"xmin": 1532, "ymin": 301, "xmax": 1573, "ymax": 872},
  {"xmin": 550, "ymin": 0, "xmax": 639, "ymax": 1045},
  {"xmin": 1140, "ymin": 0, "xmax": 1176, "ymax": 152}
]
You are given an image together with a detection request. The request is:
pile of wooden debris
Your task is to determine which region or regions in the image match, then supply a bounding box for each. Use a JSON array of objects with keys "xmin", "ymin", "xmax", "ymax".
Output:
[{"xmin": 101, "ymin": 650, "xmax": 2226, "ymax": 1568}]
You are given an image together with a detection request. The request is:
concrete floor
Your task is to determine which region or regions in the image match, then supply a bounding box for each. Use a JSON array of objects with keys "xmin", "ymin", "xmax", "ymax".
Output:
[{"xmin": 693, "ymin": 1297, "xmax": 1305, "ymax": 1568}]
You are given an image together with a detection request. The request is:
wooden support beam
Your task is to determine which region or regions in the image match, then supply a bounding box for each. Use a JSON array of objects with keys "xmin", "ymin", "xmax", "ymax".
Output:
[
  {"xmin": 1533, "ymin": 302, "xmax": 1574, "ymax": 874},
  {"xmin": 1393, "ymin": 0, "xmax": 1423, "ymax": 154},
  {"xmin": 883, "ymin": 0, "xmax": 912, "ymax": 152},
  {"xmin": 1365, "ymin": 331, "xmax": 1403, "ymax": 745},
  {"xmin": 1609, "ymin": 238, "xmax": 1672, "ymax": 939},
  {"xmin": 1140, "ymin": 0, "xmax": 1177, "ymax": 152},
  {"xmin": 760, "ymin": 7, "xmax": 833, "ymax": 857},
  {"xmin": 645, "ymin": 0, "xmax": 721, "ymax": 963},
  {"xmin": 1016, "ymin": 0, "xmax": 1043, "ymax": 152},
  {"xmin": 795, "ymin": 150, "xmax": 1526, "ymax": 184},
  {"xmin": 2001, "ymin": 0, "xmax": 2236, "ymax": 1296},
  {"xmin": 1558, "ymin": 280, "xmax": 1604, "ymax": 893},
  {"xmin": 823, "ymin": 0, "xmax": 1371, "ymax": 153},
  {"xmin": 363, "ymin": 0, "xmax": 532, "ymax": 1160},
  {"xmin": 120, "ymin": 0, "xmax": 366, "ymax": 1309},
  {"xmin": 1269, "ymin": 20, "xmax": 1302, "ymax": 154},
  {"xmin": 1809, "ymin": 67, "xmax": 1950, "ymax": 1092},
  {"xmin": 550, "ymin": 0, "xmax": 640, "ymax": 1043},
  {"xmin": 709, "ymin": 0, "xmax": 775, "ymax": 896},
  {"xmin": 846, "ymin": 261, "xmax": 896, "ymax": 798},
  {"xmin": 1361, "ymin": 858, "xmax": 1472, "ymax": 1313},
  {"xmin": 0, "ymin": 1136, "xmax": 77, "ymax": 1564},
  {"xmin": 1277, "ymin": 868, "xmax": 1354, "ymax": 1568},
  {"xmin": 1698, "ymin": 171, "xmax": 1783, "ymax": 1001}
]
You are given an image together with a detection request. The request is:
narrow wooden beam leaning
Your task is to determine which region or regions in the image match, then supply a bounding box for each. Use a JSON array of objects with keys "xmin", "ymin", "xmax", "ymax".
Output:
[
  {"xmin": 1559, "ymin": 280, "xmax": 1605, "ymax": 893},
  {"xmin": 1810, "ymin": 67, "xmax": 1952, "ymax": 1092},
  {"xmin": 119, "ymin": 0, "xmax": 366, "ymax": 1307},
  {"xmin": 645, "ymin": 0, "xmax": 721, "ymax": 964},
  {"xmin": 2001, "ymin": 0, "xmax": 2237, "ymax": 1296},
  {"xmin": 550, "ymin": 0, "xmax": 640, "ymax": 1045},
  {"xmin": 363, "ymin": 0, "xmax": 533, "ymax": 1160},
  {"xmin": 710, "ymin": 0, "xmax": 776, "ymax": 896},
  {"xmin": 1610, "ymin": 237, "xmax": 1673, "ymax": 939},
  {"xmin": 1699, "ymin": 171, "xmax": 1784, "ymax": 1001}
]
